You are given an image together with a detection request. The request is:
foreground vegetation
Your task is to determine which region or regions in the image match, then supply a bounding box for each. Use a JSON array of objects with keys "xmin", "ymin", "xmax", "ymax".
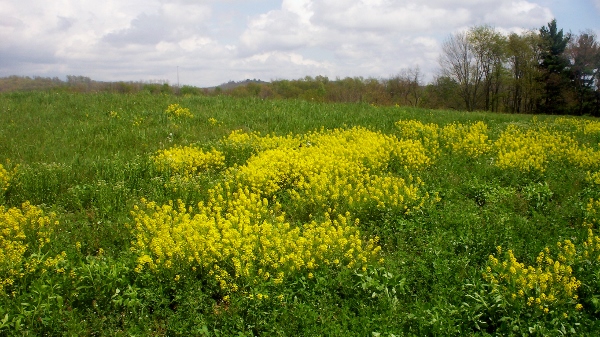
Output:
[{"xmin": 1, "ymin": 91, "xmax": 600, "ymax": 335}]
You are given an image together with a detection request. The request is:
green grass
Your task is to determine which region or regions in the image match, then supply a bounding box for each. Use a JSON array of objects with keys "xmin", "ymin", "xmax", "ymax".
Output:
[{"xmin": 1, "ymin": 91, "xmax": 600, "ymax": 336}]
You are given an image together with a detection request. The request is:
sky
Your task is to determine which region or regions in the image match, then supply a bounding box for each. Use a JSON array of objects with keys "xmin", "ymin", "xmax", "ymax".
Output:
[{"xmin": 1, "ymin": 0, "xmax": 599, "ymax": 87}]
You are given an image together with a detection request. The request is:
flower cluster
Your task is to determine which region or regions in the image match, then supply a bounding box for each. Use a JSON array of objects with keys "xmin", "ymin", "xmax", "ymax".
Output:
[
  {"xmin": 152, "ymin": 145, "xmax": 225, "ymax": 176},
  {"xmin": 440, "ymin": 121, "xmax": 491, "ymax": 157},
  {"xmin": 581, "ymin": 228, "xmax": 600, "ymax": 263},
  {"xmin": 165, "ymin": 104, "xmax": 193, "ymax": 119},
  {"xmin": 585, "ymin": 198, "xmax": 600, "ymax": 228},
  {"xmin": 484, "ymin": 245, "xmax": 581, "ymax": 316},
  {"xmin": 587, "ymin": 171, "xmax": 600, "ymax": 186},
  {"xmin": 0, "ymin": 202, "xmax": 59, "ymax": 294},
  {"xmin": 0, "ymin": 163, "xmax": 11, "ymax": 193},
  {"xmin": 484, "ymin": 227, "xmax": 600, "ymax": 319},
  {"xmin": 396, "ymin": 120, "xmax": 493, "ymax": 159},
  {"xmin": 395, "ymin": 119, "xmax": 600, "ymax": 173},
  {"xmin": 493, "ymin": 124, "xmax": 600, "ymax": 172},
  {"xmin": 227, "ymin": 127, "xmax": 435, "ymax": 217},
  {"xmin": 222, "ymin": 129, "xmax": 301, "ymax": 153},
  {"xmin": 554, "ymin": 117, "xmax": 600, "ymax": 136},
  {"xmin": 132, "ymin": 126, "xmax": 443, "ymax": 293},
  {"xmin": 395, "ymin": 119, "xmax": 441, "ymax": 158},
  {"xmin": 582, "ymin": 120, "xmax": 600, "ymax": 135},
  {"xmin": 493, "ymin": 125, "xmax": 562, "ymax": 172},
  {"xmin": 130, "ymin": 188, "xmax": 381, "ymax": 293}
]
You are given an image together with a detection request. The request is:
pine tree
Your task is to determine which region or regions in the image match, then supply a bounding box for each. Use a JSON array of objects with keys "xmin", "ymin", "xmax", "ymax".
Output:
[{"xmin": 538, "ymin": 19, "xmax": 571, "ymax": 114}]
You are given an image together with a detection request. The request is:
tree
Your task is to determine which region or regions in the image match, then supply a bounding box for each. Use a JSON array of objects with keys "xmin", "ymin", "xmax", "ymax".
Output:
[
  {"xmin": 439, "ymin": 31, "xmax": 484, "ymax": 111},
  {"xmin": 566, "ymin": 31, "xmax": 600, "ymax": 115},
  {"xmin": 467, "ymin": 25, "xmax": 507, "ymax": 112},
  {"xmin": 423, "ymin": 75, "xmax": 462, "ymax": 109},
  {"xmin": 386, "ymin": 66, "xmax": 423, "ymax": 107},
  {"xmin": 506, "ymin": 31, "xmax": 543, "ymax": 113},
  {"xmin": 538, "ymin": 19, "xmax": 571, "ymax": 114},
  {"xmin": 326, "ymin": 77, "xmax": 366, "ymax": 103}
]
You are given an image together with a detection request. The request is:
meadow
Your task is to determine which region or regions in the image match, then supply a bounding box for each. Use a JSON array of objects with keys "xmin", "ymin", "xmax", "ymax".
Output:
[{"xmin": 1, "ymin": 90, "xmax": 600, "ymax": 336}]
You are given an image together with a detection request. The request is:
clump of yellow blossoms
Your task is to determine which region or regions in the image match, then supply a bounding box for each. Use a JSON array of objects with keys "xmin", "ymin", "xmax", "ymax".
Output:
[
  {"xmin": 0, "ymin": 164, "xmax": 10, "ymax": 193},
  {"xmin": 222, "ymin": 129, "xmax": 301, "ymax": 153},
  {"xmin": 0, "ymin": 202, "xmax": 62, "ymax": 294},
  {"xmin": 152, "ymin": 145, "xmax": 225, "ymax": 176},
  {"xmin": 493, "ymin": 125, "xmax": 568, "ymax": 172},
  {"xmin": 130, "ymin": 187, "xmax": 381, "ymax": 293},
  {"xmin": 493, "ymin": 123, "xmax": 600, "ymax": 172},
  {"xmin": 484, "ymin": 247, "xmax": 579, "ymax": 315},
  {"xmin": 585, "ymin": 198, "xmax": 600, "ymax": 228},
  {"xmin": 395, "ymin": 120, "xmax": 492, "ymax": 159},
  {"xmin": 133, "ymin": 126, "xmax": 443, "ymax": 293},
  {"xmin": 227, "ymin": 127, "xmax": 435, "ymax": 217},
  {"xmin": 165, "ymin": 104, "xmax": 193, "ymax": 119},
  {"xmin": 395, "ymin": 119, "xmax": 441, "ymax": 158},
  {"xmin": 484, "ymin": 229, "xmax": 600, "ymax": 317},
  {"xmin": 440, "ymin": 121, "xmax": 491, "ymax": 158},
  {"xmin": 395, "ymin": 119, "xmax": 600, "ymax": 173},
  {"xmin": 554, "ymin": 117, "xmax": 600, "ymax": 136},
  {"xmin": 208, "ymin": 117, "xmax": 220, "ymax": 126},
  {"xmin": 586, "ymin": 171, "xmax": 600, "ymax": 188}
]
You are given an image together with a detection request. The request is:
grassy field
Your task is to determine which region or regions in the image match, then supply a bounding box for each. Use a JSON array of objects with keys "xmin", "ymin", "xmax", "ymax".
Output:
[{"xmin": 1, "ymin": 91, "xmax": 600, "ymax": 336}]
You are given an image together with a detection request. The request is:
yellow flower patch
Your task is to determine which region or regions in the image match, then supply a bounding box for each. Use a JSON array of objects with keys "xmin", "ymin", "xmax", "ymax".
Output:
[
  {"xmin": 165, "ymin": 103, "xmax": 193, "ymax": 119},
  {"xmin": 493, "ymin": 123, "xmax": 600, "ymax": 172},
  {"xmin": 484, "ymin": 245, "xmax": 581, "ymax": 315},
  {"xmin": 130, "ymin": 189, "xmax": 381, "ymax": 292},
  {"xmin": 227, "ymin": 127, "xmax": 434, "ymax": 215},
  {"xmin": 395, "ymin": 119, "xmax": 440, "ymax": 158},
  {"xmin": 0, "ymin": 163, "xmax": 15, "ymax": 193},
  {"xmin": 0, "ymin": 202, "xmax": 60, "ymax": 294},
  {"xmin": 222, "ymin": 129, "xmax": 301, "ymax": 152},
  {"xmin": 152, "ymin": 145, "xmax": 225, "ymax": 176},
  {"xmin": 485, "ymin": 229, "xmax": 600, "ymax": 316},
  {"xmin": 440, "ymin": 121, "xmax": 492, "ymax": 157}
]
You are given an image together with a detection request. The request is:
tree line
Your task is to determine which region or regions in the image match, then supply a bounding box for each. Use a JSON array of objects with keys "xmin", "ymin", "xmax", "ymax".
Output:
[
  {"xmin": 250, "ymin": 20, "xmax": 598, "ymax": 116},
  {"xmin": 2, "ymin": 20, "xmax": 598, "ymax": 116},
  {"xmin": 439, "ymin": 19, "xmax": 599, "ymax": 115}
]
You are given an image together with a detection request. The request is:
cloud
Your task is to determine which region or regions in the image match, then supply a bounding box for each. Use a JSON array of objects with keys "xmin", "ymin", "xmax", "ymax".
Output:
[
  {"xmin": 102, "ymin": 2, "xmax": 212, "ymax": 46},
  {"xmin": 482, "ymin": 1, "xmax": 553, "ymax": 29},
  {"xmin": 234, "ymin": 0, "xmax": 557, "ymax": 82},
  {"xmin": 233, "ymin": 51, "xmax": 332, "ymax": 79},
  {"xmin": 239, "ymin": 8, "xmax": 314, "ymax": 54},
  {"xmin": 311, "ymin": 2, "xmax": 471, "ymax": 33},
  {"xmin": 0, "ymin": 0, "xmax": 567, "ymax": 87}
]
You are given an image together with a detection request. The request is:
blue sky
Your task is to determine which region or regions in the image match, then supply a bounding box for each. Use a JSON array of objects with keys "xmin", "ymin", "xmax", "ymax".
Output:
[
  {"xmin": 1, "ymin": 0, "xmax": 599, "ymax": 87},
  {"xmin": 538, "ymin": 0, "xmax": 599, "ymax": 34}
]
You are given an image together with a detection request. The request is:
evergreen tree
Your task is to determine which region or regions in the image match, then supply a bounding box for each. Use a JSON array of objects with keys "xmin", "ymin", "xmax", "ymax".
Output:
[{"xmin": 538, "ymin": 19, "xmax": 571, "ymax": 114}]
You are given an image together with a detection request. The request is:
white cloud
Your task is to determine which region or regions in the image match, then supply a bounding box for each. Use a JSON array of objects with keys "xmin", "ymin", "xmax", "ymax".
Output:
[
  {"xmin": 482, "ymin": 1, "xmax": 552, "ymax": 29},
  {"xmin": 0, "ymin": 0, "xmax": 588, "ymax": 87},
  {"xmin": 239, "ymin": 8, "xmax": 315, "ymax": 54},
  {"xmin": 311, "ymin": 1, "xmax": 471, "ymax": 33}
]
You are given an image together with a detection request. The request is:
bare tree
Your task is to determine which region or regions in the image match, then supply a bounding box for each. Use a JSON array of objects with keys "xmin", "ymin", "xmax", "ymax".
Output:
[
  {"xmin": 439, "ymin": 31, "xmax": 484, "ymax": 111},
  {"xmin": 387, "ymin": 66, "xmax": 423, "ymax": 107}
]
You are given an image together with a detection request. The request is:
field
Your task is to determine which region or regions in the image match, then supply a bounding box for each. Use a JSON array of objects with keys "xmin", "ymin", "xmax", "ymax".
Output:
[{"xmin": 1, "ymin": 91, "xmax": 600, "ymax": 336}]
